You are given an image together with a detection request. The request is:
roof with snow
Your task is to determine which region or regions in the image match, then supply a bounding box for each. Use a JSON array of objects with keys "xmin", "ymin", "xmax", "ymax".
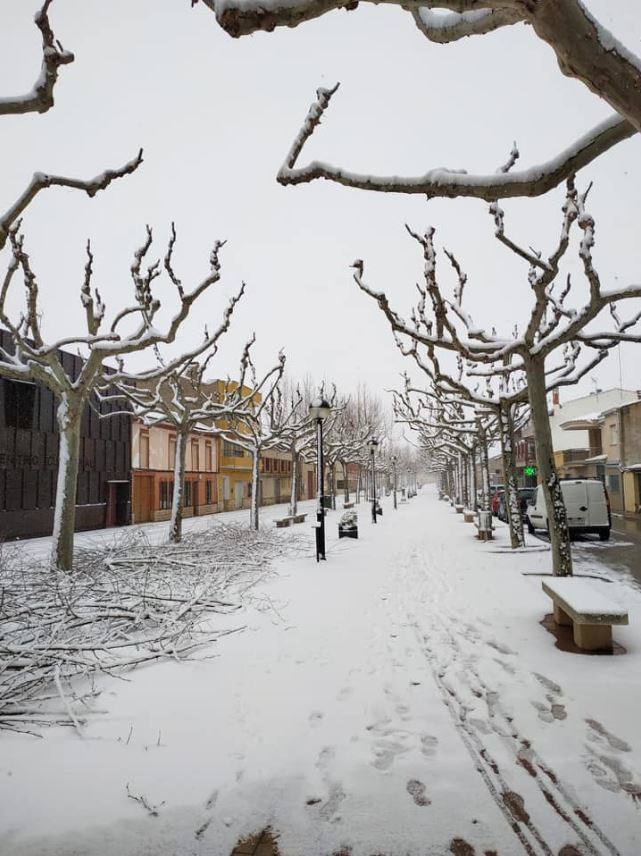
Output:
[{"xmin": 524, "ymin": 389, "xmax": 640, "ymax": 451}]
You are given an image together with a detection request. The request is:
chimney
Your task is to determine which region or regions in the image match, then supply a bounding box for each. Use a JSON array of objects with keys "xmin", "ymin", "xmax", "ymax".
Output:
[{"xmin": 552, "ymin": 388, "xmax": 560, "ymax": 407}]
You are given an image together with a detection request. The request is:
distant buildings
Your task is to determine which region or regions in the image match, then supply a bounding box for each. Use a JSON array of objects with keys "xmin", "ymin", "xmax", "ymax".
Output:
[
  {"xmin": 480, "ymin": 387, "xmax": 641, "ymax": 519},
  {"xmin": 0, "ymin": 337, "xmax": 319, "ymax": 540}
]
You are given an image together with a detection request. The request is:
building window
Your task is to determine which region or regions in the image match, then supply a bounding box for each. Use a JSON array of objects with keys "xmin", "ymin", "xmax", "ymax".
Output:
[
  {"xmin": 205, "ymin": 480, "xmax": 213, "ymax": 505},
  {"xmin": 205, "ymin": 441, "xmax": 213, "ymax": 471},
  {"xmin": 3, "ymin": 380, "xmax": 36, "ymax": 430},
  {"xmin": 160, "ymin": 480, "xmax": 173, "ymax": 510},
  {"xmin": 608, "ymin": 474, "xmax": 620, "ymax": 493},
  {"xmin": 169, "ymin": 435, "xmax": 176, "ymax": 469},
  {"xmin": 223, "ymin": 440, "xmax": 246, "ymax": 458},
  {"xmin": 191, "ymin": 439, "xmax": 200, "ymax": 472},
  {"xmin": 610, "ymin": 424, "xmax": 619, "ymax": 446},
  {"xmin": 140, "ymin": 431, "xmax": 150, "ymax": 469},
  {"xmin": 185, "ymin": 481, "xmax": 192, "ymax": 507}
]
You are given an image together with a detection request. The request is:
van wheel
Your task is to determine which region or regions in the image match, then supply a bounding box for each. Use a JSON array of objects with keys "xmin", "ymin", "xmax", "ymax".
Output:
[{"xmin": 598, "ymin": 528, "xmax": 610, "ymax": 542}]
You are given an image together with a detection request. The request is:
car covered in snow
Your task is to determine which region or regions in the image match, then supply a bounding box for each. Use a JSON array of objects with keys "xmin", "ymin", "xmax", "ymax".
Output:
[{"xmin": 525, "ymin": 479, "xmax": 611, "ymax": 541}]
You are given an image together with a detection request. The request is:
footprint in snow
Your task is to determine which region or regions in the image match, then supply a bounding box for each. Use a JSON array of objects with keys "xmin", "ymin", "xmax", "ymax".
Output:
[
  {"xmin": 406, "ymin": 779, "xmax": 431, "ymax": 806},
  {"xmin": 533, "ymin": 672, "xmax": 563, "ymax": 695},
  {"xmin": 487, "ymin": 639, "xmax": 516, "ymax": 656},
  {"xmin": 316, "ymin": 746, "xmax": 336, "ymax": 769},
  {"xmin": 203, "ymin": 789, "xmax": 218, "ymax": 810},
  {"xmin": 531, "ymin": 700, "xmax": 566, "ymax": 723},
  {"xmin": 371, "ymin": 737, "xmax": 410, "ymax": 770},
  {"xmin": 586, "ymin": 718, "xmax": 631, "ymax": 752},
  {"xmin": 585, "ymin": 749, "xmax": 641, "ymax": 800},
  {"xmin": 319, "ymin": 782, "xmax": 346, "ymax": 821},
  {"xmin": 420, "ymin": 733, "xmax": 438, "ymax": 756},
  {"xmin": 309, "ymin": 711, "xmax": 324, "ymax": 727}
]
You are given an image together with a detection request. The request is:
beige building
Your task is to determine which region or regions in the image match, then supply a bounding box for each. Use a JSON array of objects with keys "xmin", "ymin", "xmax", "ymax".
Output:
[{"xmin": 131, "ymin": 419, "xmax": 218, "ymax": 523}]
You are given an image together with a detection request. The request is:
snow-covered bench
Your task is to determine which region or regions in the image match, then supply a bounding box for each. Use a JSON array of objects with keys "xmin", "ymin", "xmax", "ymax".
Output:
[
  {"xmin": 275, "ymin": 513, "xmax": 307, "ymax": 528},
  {"xmin": 542, "ymin": 578, "xmax": 628, "ymax": 651}
]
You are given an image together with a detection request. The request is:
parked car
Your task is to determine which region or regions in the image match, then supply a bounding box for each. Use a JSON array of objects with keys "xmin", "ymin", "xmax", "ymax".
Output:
[
  {"xmin": 491, "ymin": 488, "xmax": 504, "ymax": 517},
  {"xmin": 526, "ymin": 479, "xmax": 611, "ymax": 540},
  {"xmin": 497, "ymin": 487, "xmax": 536, "ymax": 522}
]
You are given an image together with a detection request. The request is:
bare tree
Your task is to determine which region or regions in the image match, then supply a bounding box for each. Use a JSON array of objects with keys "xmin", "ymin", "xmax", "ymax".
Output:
[
  {"xmin": 217, "ymin": 348, "xmax": 288, "ymax": 530},
  {"xmin": 99, "ymin": 264, "xmax": 254, "ymax": 543},
  {"xmin": 200, "ymin": 0, "xmax": 641, "ymax": 201},
  {"xmin": 276, "ymin": 381, "xmax": 315, "ymax": 517},
  {"xmin": 351, "ymin": 179, "xmax": 641, "ymax": 575},
  {"xmin": 0, "ymin": 223, "xmax": 235, "ymax": 570}
]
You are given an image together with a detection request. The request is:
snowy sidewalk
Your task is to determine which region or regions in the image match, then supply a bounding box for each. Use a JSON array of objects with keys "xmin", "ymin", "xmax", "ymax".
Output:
[{"xmin": 2, "ymin": 490, "xmax": 641, "ymax": 856}]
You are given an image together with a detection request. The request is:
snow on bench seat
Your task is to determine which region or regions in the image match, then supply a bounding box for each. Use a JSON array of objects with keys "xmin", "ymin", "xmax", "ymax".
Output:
[{"xmin": 542, "ymin": 578, "xmax": 629, "ymax": 652}]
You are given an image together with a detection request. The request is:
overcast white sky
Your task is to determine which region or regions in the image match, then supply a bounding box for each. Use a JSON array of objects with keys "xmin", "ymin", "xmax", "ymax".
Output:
[{"xmin": 1, "ymin": 0, "xmax": 640, "ymax": 407}]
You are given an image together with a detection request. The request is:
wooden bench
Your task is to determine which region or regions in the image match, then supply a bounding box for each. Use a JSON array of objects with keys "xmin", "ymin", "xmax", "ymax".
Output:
[
  {"xmin": 542, "ymin": 578, "xmax": 629, "ymax": 651},
  {"xmin": 276, "ymin": 513, "xmax": 308, "ymax": 528},
  {"xmin": 463, "ymin": 510, "xmax": 475, "ymax": 523}
]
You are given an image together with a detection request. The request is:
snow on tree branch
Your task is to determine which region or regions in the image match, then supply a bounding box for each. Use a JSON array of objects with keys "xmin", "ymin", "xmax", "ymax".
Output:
[
  {"xmin": 0, "ymin": 222, "xmax": 240, "ymax": 570},
  {"xmin": 277, "ymin": 85, "xmax": 634, "ymax": 201},
  {"xmin": 411, "ymin": 7, "xmax": 524, "ymax": 44},
  {"xmin": 0, "ymin": 1, "xmax": 73, "ymax": 117},
  {"xmin": 0, "ymin": 149, "xmax": 144, "ymax": 252}
]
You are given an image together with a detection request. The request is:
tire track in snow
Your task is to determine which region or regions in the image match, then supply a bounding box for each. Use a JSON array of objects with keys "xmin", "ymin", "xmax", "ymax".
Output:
[{"xmin": 392, "ymin": 537, "xmax": 620, "ymax": 855}]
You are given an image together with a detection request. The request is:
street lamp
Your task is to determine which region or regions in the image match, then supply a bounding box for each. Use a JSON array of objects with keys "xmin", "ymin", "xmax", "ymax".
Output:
[
  {"xmin": 309, "ymin": 396, "xmax": 332, "ymax": 561},
  {"xmin": 368, "ymin": 438, "xmax": 379, "ymax": 523},
  {"xmin": 391, "ymin": 455, "xmax": 398, "ymax": 510}
]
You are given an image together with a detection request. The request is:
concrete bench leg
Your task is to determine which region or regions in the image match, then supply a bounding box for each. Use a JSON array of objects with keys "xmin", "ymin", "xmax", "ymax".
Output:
[
  {"xmin": 553, "ymin": 603, "xmax": 572, "ymax": 627},
  {"xmin": 573, "ymin": 622, "xmax": 612, "ymax": 652}
]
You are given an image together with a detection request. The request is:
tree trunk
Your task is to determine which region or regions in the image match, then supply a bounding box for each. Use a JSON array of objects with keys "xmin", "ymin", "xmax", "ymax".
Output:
[
  {"xmin": 342, "ymin": 460, "xmax": 350, "ymax": 502},
  {"xmin": 169, "ymin": 429, "xmax": 187, "ymax": 543},
  {"xmin": 525, "ymin": 356, "xmax": 572, "ymax": 575},
  {"xmin": 51, "ymin": 395, "xmax": 82, "ymax": 571},
  {"xmin": 478, "ymin": 426, "xmax": 491, "ymax": 512},
  {"xmin": 289, "ymin": 448, "xmax": 298, "ymax": 517},
  {"xmin": 462, "ymin": 452, "xmax": 469, "ymax": 508},
  {"xmin": 498, "ymin": 404, "xmax": 524, "ymax": 549},
  {"xmin": 469, "ymin": 446, "xmax": 478, "ymax": 511},
  {"xmin": 250, "ymin": 449, "xmax": 260, "ymax": 530},
  {"xmin": 330, "ymin": 462, "xmax": 336, "ymax": 509}
]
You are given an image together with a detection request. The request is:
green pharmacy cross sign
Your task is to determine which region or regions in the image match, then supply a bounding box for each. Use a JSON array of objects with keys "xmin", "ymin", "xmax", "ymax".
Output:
[{"xmin": 524, "ymin": 465, "xmax": 537, "ymax": 477}]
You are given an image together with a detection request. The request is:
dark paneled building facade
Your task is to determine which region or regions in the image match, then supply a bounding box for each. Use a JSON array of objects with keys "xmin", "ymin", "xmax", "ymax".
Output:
[{"xmin": 0, "ymin": 330, "xmax": 131, "ymax": 540}]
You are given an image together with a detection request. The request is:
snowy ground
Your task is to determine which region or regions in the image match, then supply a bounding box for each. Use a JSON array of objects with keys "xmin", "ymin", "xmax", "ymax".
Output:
[{"xmin": 2, "ymin": 490, "xmax": 641, "ymax": 856}]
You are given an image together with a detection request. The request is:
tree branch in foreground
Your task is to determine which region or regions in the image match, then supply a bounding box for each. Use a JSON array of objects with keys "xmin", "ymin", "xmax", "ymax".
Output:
[
  {"xmin": 277, "ymin": 86, "xmax": 635, "ymax": 201},
  {"xmin": 0, "ymin": 149, "xmax": 144, "ymax": 251},
  {"xmin": 0, "ymin": 1, "xmax": 74, "ymax": 116}
]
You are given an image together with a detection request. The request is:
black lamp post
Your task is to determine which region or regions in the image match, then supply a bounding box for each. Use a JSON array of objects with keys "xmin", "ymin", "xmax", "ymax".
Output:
[
  {"xmin": 309, "ymin": 397, "xmax": 332, "ymax": 561},
  {"xmin": 368, "ymin": 438, "xmax": 379, "ymax": 523},
  {"xmin": 392, "ymin": 455, "xmax": 398, "ymax": 510}
]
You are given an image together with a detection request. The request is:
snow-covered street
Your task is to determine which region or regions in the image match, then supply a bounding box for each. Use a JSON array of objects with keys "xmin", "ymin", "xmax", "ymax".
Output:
[{"xmin": 2, "ymin": 489, "xmax": 641, "ymax": 856}]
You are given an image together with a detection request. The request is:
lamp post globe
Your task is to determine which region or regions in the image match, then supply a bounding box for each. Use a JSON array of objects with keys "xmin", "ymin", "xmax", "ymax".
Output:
[{"xmin": 309, "ymin": 397, "xmax": 332, "ymax": 561}]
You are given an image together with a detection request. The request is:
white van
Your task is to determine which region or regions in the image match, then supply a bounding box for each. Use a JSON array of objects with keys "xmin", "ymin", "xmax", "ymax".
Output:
[{"xmin": 526, "ymin": 479, "xmax": 611, "ymax": 541}]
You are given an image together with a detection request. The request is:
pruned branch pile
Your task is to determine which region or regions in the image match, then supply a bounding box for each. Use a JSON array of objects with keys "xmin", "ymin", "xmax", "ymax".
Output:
[{"xmin": 0, "ymin": 524, "xmax": 301, "ymax": 735}]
